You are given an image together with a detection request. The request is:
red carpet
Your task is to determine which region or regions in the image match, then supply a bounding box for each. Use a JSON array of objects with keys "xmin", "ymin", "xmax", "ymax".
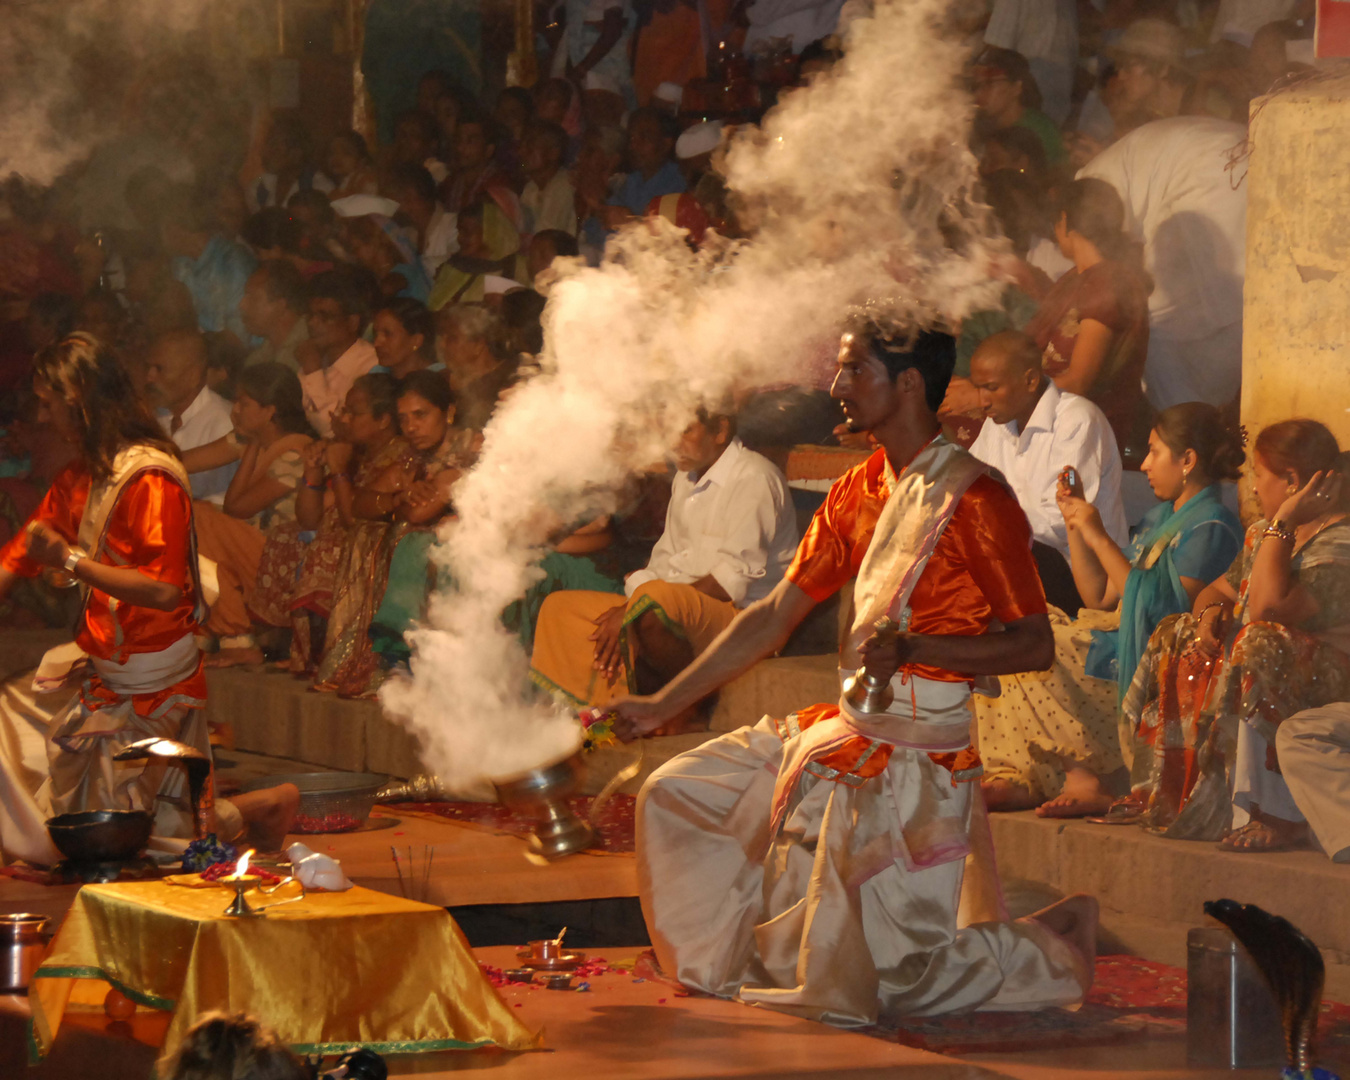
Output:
[
  {"xmin": 880, "ymin": 954, "xmax": 1350, "ymax": 1055},
  {"xmin": 385, "ymin": 795, "xmax": 638, "ymax": 855}
]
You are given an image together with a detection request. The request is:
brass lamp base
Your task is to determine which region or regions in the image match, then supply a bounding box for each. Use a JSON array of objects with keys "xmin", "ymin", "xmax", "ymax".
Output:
[{"xmin": 223, "ymin": 877, "xmax": 264, "ymax": 918}]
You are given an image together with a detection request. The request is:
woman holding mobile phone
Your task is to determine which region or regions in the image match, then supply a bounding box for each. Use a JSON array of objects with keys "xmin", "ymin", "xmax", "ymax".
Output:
[{"xmin": 979, "ymin": 403, "xmax": 1243, "ymax": 817}]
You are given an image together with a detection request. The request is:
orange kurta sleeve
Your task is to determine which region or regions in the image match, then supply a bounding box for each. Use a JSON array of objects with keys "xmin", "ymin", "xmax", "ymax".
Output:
[{"xmin": 0, "ymin": 463, "xmax": 90, "ymax": 577}]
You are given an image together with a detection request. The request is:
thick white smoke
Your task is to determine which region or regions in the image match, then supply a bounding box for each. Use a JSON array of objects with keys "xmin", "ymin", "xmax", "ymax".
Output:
[
  {"xmin": 378, "ymin": 0, "xmax": 1008, "ymax": 791},
  {"xmin": 0, "ymin": 1, "xmax": 223, "ymax": 187}
]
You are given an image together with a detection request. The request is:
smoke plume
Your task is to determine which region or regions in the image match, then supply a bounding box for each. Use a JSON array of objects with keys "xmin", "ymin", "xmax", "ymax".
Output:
[{"xmin": 378, "ymin": 0, "xmax": 1007, "ymax": 791}]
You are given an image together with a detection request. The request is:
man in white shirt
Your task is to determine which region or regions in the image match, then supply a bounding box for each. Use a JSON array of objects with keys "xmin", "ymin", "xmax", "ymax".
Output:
[
  {"xmin": 298, "ymin": 270, "xmax": 379, "ymax": 438},
  {"xmin": 530, "ymin": 410, "xmax": 798, "ymax": 728},
  {"xmin": 520, "ymin": 121, "xmax": 578, "ymax": 238},
  {"xmin": 143, "ymin": 330, "xmax": 238, "ymax": 504},
  {"xmin": 387, "ymin": 164, "xmax": 458, "ymax": 279},
  {"xmin": 1078, "ymin": 116, "xmax": 1247, "ymax": 411},
  {"xmin": 968, "ymin": 331, "xmax": 1126, "ymax": 612}
]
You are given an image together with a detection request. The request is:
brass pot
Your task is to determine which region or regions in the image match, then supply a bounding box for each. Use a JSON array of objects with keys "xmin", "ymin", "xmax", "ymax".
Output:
[
  {"xmin": 494, "ymin": 753, "xmax": 595, "ymax": 860},
  {"xmin": 0, "ymin": 913, "xmax": 50, "ymax": 992}
]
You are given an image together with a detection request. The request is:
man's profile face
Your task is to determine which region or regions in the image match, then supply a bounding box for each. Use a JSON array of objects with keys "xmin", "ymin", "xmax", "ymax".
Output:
[
  {"xmin": 829, "ymin": 334, "xmax": 900, "ymax": 434},
  {"xmin": 239, "ymin": 272, "xmax": 273, "ymax": 338},
  {"xmin": 455, "ymin": 123, "xmax": 493, "ymax": 172},
  {"xmin": 673, "ymin": 417, "xmax": 726, "ymax": 475},
  {"xmin": 143, "ymin": 340, "xmax": 203, "ymax": 411},
  {"xmin": 968, "ymin": 346, "xmax": 1035, "ymax": 426},
  {"xmin": 628, "ymin": 116, "xmax": 668, "ymax": 174},
  {"xmin": 306, "ymin": 298, "xmax": 359, "ymax": 355}
]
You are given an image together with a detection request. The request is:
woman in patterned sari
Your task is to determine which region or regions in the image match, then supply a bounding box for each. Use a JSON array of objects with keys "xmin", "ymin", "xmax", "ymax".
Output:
[
  {"xmin": 979, "ymin": 403, "xmax": 1243, "ymax": 817},
  {"xmin": 1109, "ymin": 419, "xmax": 1350, "ymax": 849},
  {"xmin": 317, "ymin": 371, "xmax": 473, "ymax": 696},
  {"xmin": 249, "ymin": 373, "xmax": 418, "ymax": 674}
]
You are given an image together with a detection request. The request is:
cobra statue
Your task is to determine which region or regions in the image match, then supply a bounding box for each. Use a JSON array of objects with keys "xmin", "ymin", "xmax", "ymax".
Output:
[{"xmin": 1204, "ymin": 899, "xmax": 1342, "ymax": 1080}]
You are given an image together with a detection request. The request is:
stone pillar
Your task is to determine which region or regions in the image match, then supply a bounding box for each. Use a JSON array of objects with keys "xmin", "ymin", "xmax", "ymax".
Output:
[{"xmin": 1243, "ymin": 74, "xmax": 1350, "ymax": 446}]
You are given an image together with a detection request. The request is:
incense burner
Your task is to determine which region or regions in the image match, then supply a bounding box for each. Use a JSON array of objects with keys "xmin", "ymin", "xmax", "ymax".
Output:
[{"xmin": 494, "ymin": 752, "xmax": 594, "ymax": 859}]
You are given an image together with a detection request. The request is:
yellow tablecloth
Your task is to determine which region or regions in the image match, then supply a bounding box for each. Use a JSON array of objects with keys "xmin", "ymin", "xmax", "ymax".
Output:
[{"xmin": 27, "ymin": 881, "xmax": 539, "ymax": 1063}]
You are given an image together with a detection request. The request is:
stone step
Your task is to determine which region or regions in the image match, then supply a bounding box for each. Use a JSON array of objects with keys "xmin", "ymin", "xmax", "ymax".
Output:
[{"xmin": 988, "ymin": 810, "xmax": 1350, "ymax": 1001}]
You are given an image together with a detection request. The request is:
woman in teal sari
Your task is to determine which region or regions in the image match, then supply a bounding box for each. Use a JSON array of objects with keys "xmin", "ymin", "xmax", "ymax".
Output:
[{"xmin": 978, "ymin": 403, "xmax": 1244, "ymax": 817}]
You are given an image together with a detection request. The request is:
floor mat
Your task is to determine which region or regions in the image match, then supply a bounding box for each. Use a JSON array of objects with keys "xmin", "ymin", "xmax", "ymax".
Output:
[{"xmin": 877, "ymin": 954, "xmax": 1350, "ymax": 1056}]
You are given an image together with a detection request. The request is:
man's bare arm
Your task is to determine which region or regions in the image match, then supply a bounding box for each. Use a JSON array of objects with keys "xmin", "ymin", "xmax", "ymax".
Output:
[
  {"xmin": 858, "ymin": 612, "xmax": 1054, "ymax": 683},
  {"xmin": 610, "ymin": 578, "xmax": 817, "ymax": 739}
]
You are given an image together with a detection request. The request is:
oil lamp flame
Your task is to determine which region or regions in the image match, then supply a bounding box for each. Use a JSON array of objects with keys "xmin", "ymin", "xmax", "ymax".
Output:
[{"xmin": 232, "ymin": 849, "xmax": 254, "ymax": 880}]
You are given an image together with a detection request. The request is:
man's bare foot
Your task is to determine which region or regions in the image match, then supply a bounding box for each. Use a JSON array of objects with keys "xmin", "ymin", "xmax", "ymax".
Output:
[
  {"xmin": 205, "ymin": 647, "xmax": 266, "ymax": 669},
  {"xmin": 1027, "ymin": 893, "xmax": 1099, "ymax": 985},
  {"xmin": 634, "ymin": 948, "xmax": 703, "ymax": 995},
  {"xmin": 230, "ymin": 783, "xmax": 300, "ymax": 851},
  {"xmin": 982, "ymin": 777, "xmax": 1042, "ymax": 812},
  {"xmin": 1220, "ymin": 816, "xmax": 1310, "ymax": 853},
  {"xmin": 1036, "ymin": 766, "xmax": 1114, "ymax": 819}
]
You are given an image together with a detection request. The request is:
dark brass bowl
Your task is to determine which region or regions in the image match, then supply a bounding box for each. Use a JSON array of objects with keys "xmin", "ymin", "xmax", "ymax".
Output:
[{"xmin": 46, "ymin": 809, "xmax": 154, "ymax": 863}]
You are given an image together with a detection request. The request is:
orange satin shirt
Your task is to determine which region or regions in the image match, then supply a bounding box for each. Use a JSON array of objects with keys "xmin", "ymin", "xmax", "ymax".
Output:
[
  {"xmin": 786, "ymin": 448, "xmax": 1047, "ymax": 683},
  {"xmin": 1, "ymin": 462, "xmax": 204, "ymax": 663}
]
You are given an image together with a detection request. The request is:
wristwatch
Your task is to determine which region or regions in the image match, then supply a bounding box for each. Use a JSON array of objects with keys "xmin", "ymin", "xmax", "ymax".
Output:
[{"xmin": 63, "ymin": 548, "xmax": 84, "ymax": 574}]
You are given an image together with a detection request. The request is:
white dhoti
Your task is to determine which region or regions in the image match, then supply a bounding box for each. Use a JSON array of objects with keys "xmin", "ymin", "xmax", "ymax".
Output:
[
  {"xmin": 1232, "ymin": 718, "xmax": 1304, "ymax": 830},
  {"xmin": 0, "ymin": 635, "xmax": 220, "ymax": 867},
  {"xmin": 1276, "ymin": 704, "xmax": 1350, "ymax": 862},
  {"xmin": 638, "ymin": 685, "xmax": 1090, "ymax": 1026},
  {"xmin": 637, "ymin": 436, "xmax": 1089, "ymax": 1024}
]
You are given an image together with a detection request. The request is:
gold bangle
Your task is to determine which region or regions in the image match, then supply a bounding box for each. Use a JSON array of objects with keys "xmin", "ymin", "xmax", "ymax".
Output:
[{"xmin": 1263, "ymin": 520, "xmax": 1295, "ymax": 544}]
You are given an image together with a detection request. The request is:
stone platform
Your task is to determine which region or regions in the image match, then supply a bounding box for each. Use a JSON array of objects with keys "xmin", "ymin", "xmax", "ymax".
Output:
[
  {"xmin": 989, "ymin": 811, "xmax": 1350, "ymax": 1002},
  {"xmin": 201, "ymin": 655, "xmax": 840, "ymax": 796}
]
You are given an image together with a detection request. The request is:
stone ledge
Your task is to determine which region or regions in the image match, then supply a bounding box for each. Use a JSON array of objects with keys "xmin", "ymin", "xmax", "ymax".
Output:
[{"xmin": 988, "ymin": 811, "xmax": 1350, "ymax": 1000}]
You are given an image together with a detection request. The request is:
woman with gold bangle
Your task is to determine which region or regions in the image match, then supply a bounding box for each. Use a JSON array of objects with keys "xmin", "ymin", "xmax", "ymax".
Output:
[{"xmin": 1108, "ymin": 419, "xmax": 1350, "ymax": 851}]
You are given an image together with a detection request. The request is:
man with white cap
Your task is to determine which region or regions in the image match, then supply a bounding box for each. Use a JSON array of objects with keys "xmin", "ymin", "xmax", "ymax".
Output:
[
  {"xmin": 1074, "ymin": 19, "xmax": 1193, "ymax": 156},
  {"xmin": 675, "ymin": 120, "xmax": 724, "ymax": 186},
  {"xmin": 652, "ymin": 82, "xmax": 684, "ymax": 114}
]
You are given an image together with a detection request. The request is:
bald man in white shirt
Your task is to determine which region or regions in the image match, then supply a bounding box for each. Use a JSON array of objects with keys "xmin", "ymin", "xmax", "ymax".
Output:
[
  {"xmin": 530, "ymin": 410, "xmax": 799, "ymax": 729},
  {"xmin": 968, "ymin": 331, "xmax": 1127, "ymax": 612}
]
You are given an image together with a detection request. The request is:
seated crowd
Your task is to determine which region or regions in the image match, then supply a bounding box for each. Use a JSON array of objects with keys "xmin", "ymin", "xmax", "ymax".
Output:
[{"xmin": 2, "ymin": 0, "xmax": 1347, "ymax": 863}]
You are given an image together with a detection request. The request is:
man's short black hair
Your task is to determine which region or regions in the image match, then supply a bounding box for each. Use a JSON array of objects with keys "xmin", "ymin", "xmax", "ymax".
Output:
[
  {"xmin": 525, "ymin": 119, "xmax": 569, "ymax": 162},
  {"xmin": 241, "ymin": 208, "xmax": 303, "ymax": 254},
  {"xmin": 388, "ymin": 163, "xmax": 439, "ymax": 205},
  {"xmin": 254, "ymin": 259, "xmax": 307, "ymax": 314},
  {"xmin": 394, "ymin": 108, "xmax": 438, "ymax": 144},
  {"xmin": 852, "ymin": 322, "xmax": 956, "ymax": 413},
  {"xmin": 307, "ymin": 265, "xmax": 373, "ymax": 321},
  {"xmin": 628, "ymin": 106, "xmax": 680, "ymax": 143},
  {"xmin": 532, "ymin": 229, "xmax": 579, "ymax": 259},
  {"xmin": 458, "ymin": 111, "xmax": 503, "ymax": 148}
]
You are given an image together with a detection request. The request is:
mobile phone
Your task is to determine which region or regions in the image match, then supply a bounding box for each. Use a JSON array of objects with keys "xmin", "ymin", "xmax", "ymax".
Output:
[{"xmin": 1060, "ymin": 466, "xmax": 1083, "ymax": 498}]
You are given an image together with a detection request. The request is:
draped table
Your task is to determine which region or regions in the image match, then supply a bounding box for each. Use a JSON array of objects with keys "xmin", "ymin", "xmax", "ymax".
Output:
[{"xmin": 27, "ymin": 880, "xmax": 539, "ymax": 1063}]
